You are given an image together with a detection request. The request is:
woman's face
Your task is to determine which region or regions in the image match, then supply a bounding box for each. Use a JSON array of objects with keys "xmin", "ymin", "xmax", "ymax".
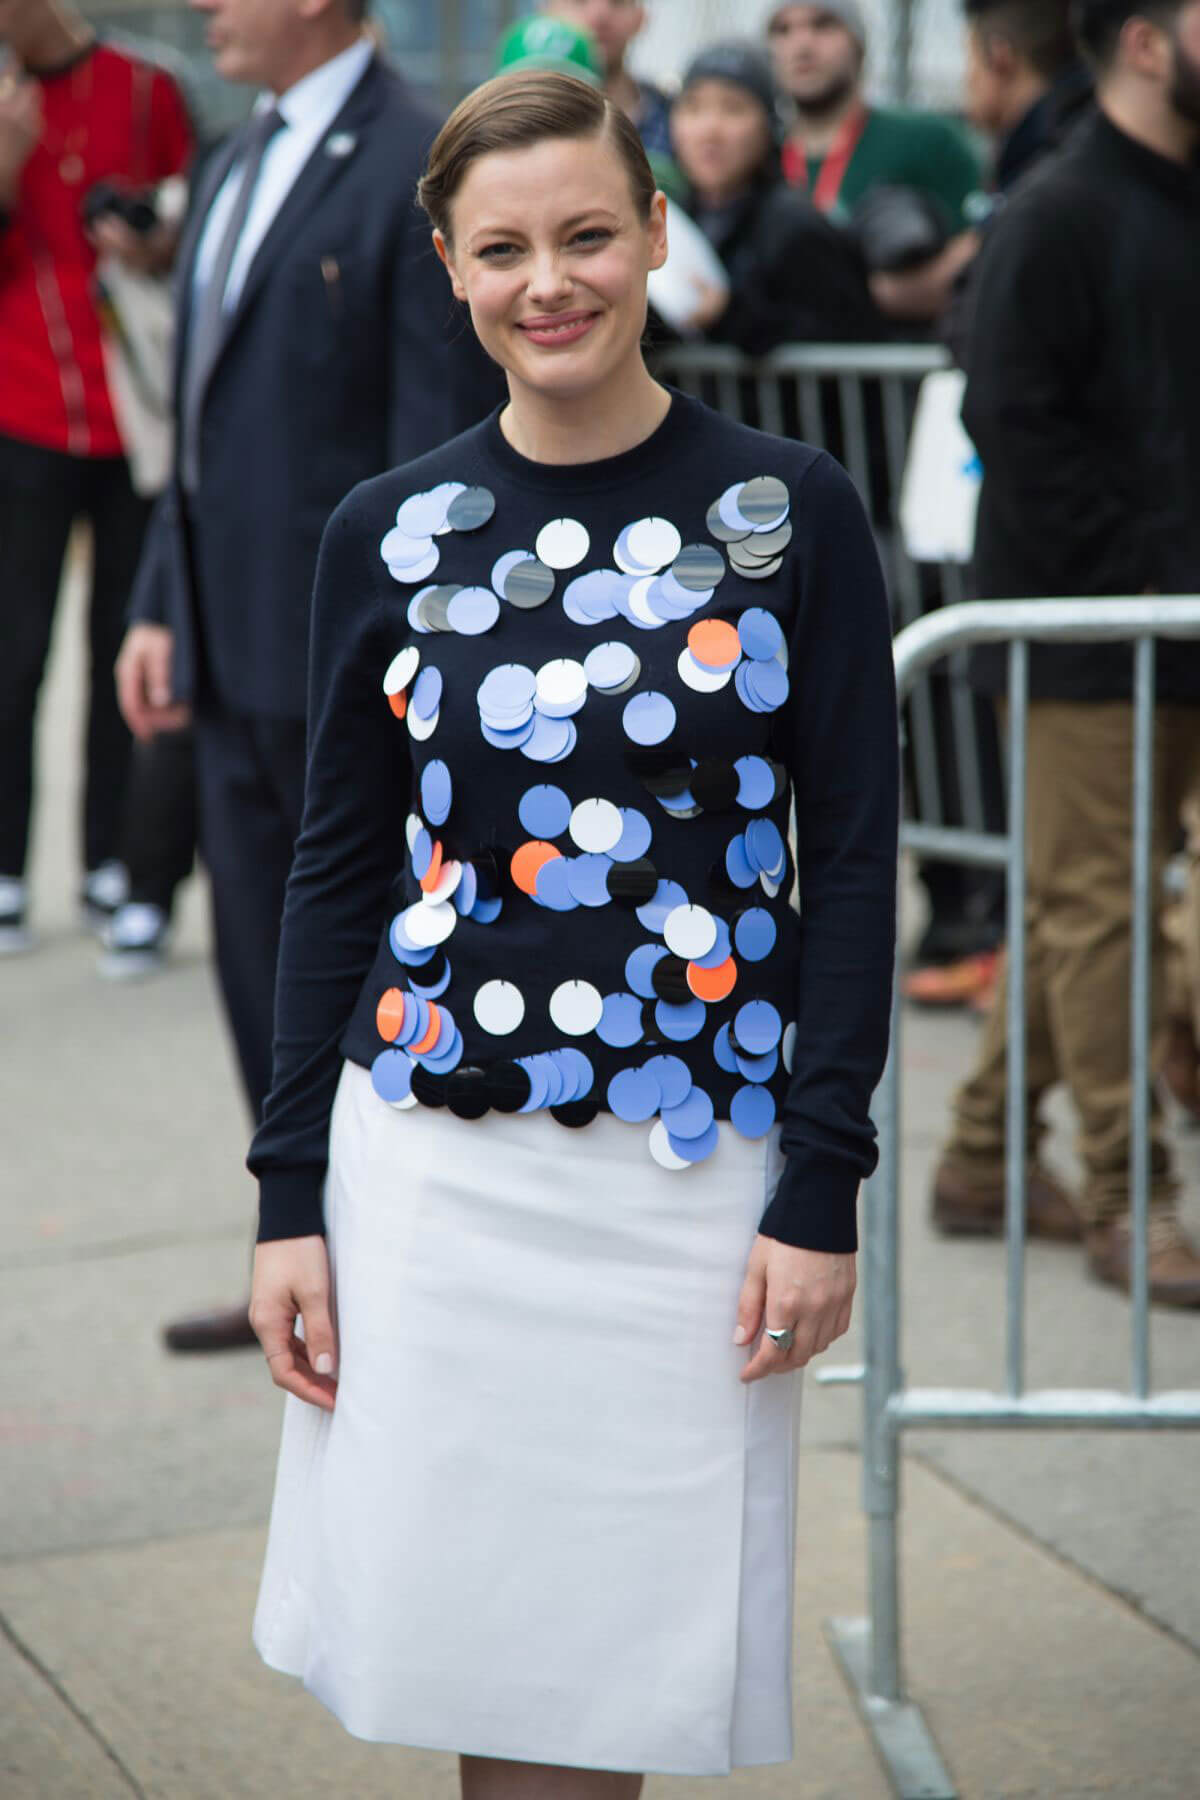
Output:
[
  {"xmin": 435, "ymin": 134, "xmax": 667, "ymax": 404},
  {"xmin": 670, "ymin": 79, "xmax": 771, "ymax": 198}
]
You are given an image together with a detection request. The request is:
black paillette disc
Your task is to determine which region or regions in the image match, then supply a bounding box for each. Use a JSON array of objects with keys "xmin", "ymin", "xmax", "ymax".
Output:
[
  {"xmin": 411, "ymin": 1065, "xmax": 449, "ymax": 1108},
  {"xmin": 551, "ymin": 1099, "xmax": 600, "ymax": 1129},
  {"xmin": 446, "ymin": 1066, "xmax": 490, "ymax": 1119},
  {"xmin": 607, "ymin": 857, "xmax": 659, "ymax": 906},
  {"xmin": 691, "ymin": 759, "xmax": 740, "ymax": 812},
  {"xmin": 651, "ymin": 954, "xmax": 692, "ymax": 1005},
  {"xmin": 483, "ymin": 1059, "xmax": 533, "ymax": 1113}
]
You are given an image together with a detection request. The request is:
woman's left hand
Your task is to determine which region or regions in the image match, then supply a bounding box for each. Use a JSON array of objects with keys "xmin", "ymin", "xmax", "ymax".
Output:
[{"xmin": 733, "ymin": 1234, "xmax": 856, "ymax": 1383}]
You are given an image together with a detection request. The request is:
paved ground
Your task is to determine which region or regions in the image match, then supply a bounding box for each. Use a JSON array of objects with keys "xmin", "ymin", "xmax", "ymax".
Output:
[{"xmin": 2, "ymin": 559, "xmax": 1199, "ymax": 1796}]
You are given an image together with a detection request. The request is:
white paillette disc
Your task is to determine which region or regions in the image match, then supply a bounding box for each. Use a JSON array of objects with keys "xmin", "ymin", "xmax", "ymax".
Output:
[
  {"xmin": 536, "ymin": 658, "xmax": 588, "ymax": 713},
  {"xmin": 548, "ymin": 980, "xmax": 604, "ymax": 1037},
  {"xmin": 648, "ymin": 1119, "xmax": 691, "ymax": 1171},
  {"xmin": 473, "ymin": 979, "xmax": 526, "ymax": 1036},
  {"xmin": 626, "ymin": 516, "xmax": 682, "ymax": 573},
  {"xmin": 401, "ymin": 901, "xmax": 457, "ymax": 947},
  {"xmin": 382, "ymin": 646, "xmax": 420, "ymax": 696},
  {"xmin": 568, "ymin": 798, "xmax": 623, "ymax": 855},
  {"xmin": 407, "ymin": 706, "xmax": 439, "ymax": 742},
  {"xmin": 535, "ymin": 518, "xmax": 590, "ymax": 570},
  {"xmin": 662, "ymin": 903, "xmax": 719, "ymax": 961}
]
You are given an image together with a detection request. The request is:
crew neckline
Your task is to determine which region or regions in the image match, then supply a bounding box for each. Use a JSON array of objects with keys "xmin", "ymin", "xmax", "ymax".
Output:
[{"xmin": 481, "ymin": 388, "xmax": 697, "ymax": 495}]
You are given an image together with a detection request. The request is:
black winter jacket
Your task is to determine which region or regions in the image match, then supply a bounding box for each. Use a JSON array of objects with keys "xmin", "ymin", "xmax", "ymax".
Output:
[{"xmin": 964, "ymin": 110, "xmax": 1200, "ymax": 700}]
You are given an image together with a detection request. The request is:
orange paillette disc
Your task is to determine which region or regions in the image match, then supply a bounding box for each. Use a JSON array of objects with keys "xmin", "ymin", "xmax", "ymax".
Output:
[
  {"xmin": 510, "ymin": 839, "xmax": 562, "ymax": 896},
  {"xmin": 409, "ymin": 1002, "xmax": 442, "ymax": 1057},
  {"xmin": 687, "ymin": 956, "xmax": 738, "ymax": 1002},
  {"xmin": 376, "ymin": 987, "xmax": 408, "ymax": 1042},
  {"xmin": 388, "ymin": 690, "xmax": 408, "ymax": 720},
  {"xmin": 419, "ymin": 839, "xmax": 444, "ymax": 893},
  {"xmin": 687, "ymin": 618, "xmax": 741, "ymax": 673}
]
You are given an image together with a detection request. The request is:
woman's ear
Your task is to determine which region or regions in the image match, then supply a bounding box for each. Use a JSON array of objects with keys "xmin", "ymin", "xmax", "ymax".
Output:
[
  {"xmin": 433, "ymin": 229, "xmax": 468, "ymax": 304},
  {"xmin": 646, "ymin": 191, "xmax": 669, "ymax": 274}
]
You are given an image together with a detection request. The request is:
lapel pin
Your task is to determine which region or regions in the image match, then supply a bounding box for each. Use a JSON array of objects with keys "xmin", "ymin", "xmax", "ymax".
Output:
[{"xmin": 325, "ymin": 132, "xmax": 357, "ymax": 159}]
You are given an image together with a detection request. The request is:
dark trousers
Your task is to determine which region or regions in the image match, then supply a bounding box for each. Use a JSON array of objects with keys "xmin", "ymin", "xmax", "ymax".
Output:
[
  {"xmin": 119, "ymin": 724, "xmax": 197, "ymax": 914},
  {"xmin": 194, "ymin": 706, "xmax": 306, "ymax": 1123},
  {"xmin": 0, "ymin": 433, "xmax": 151, "ymax": 877}
]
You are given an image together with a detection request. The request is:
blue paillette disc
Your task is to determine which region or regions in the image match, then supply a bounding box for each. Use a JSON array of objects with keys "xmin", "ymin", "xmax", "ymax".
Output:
[
  {"xmin": 478, "ymin": 663, "xmax": 537, "ymax": 716},
  {"xmin": 421, "ymin": 759, "xmax": 452, "ymax": 826},
  {"xmin": 371, "ymin": 1048, "xmax": 414, "ymax": 1103},
  {"xmin": 608, "ymin": 1065, "xmax": 661, "ymax": 1123},
  {"xmin": 738, "ymin": 607, "xmax": 785, "ymax": 661},
  {"xmin": 692, "ymin": 916, "xmax": 732, "ymax": 970},
  {"xmin": 410, "ymin": 666, "xmax": 443, "ymax": 719},
  {"xmin": 533, "ymin": 855, "xmax": 579, "ymax": 911},
  {"xmin": 745, "ymin": 817, "xmax": 786, "ymax": 875},
  {"xmin": 641, "ymin": 1053, "xmax": 691, "ymax": 1110},
  {"xmin": 635, "ymin": 877, "xmax": 688, "ymax": 933},
  {"xmin": 610, "ymin": 807, "xmax": 653, "ymax": 863},
  {"xmin": 522, "ymin": 713, "xmax": 574, "ymax": 763},
  {"xmin": 668, "ymin": 1120, "xmax": 720, "ymax": 1163},
  {"xmin": 734, "ymin": 907, "xmax": 777, "ymax": 961},
  {"xmin": 731, "ymin": 1083, "xmax": 776, "ymax": 1138},
  {"xmin": 623, "ymin": 691, "xmax": 677, "ymax": 746},
  {"xmin": 597, "ymin": 991, "xmax": 644, "ymax": 1048},
  {"xmin": 655, "ymin": 998, "xmax": 706, "ymax": 1041},
  {"xmin": 744, "ymin": 658, "xmax": 789, "ymax": 711},
  {"xmin": 584, "ymin": 641, "xmax": 639, "ymax": 689},
  {"xmin": 735, "ymin": 1046, "xmax": 779, "ymax": 1082},
  {"xmin": 713, "ymin": 1022, "xmax": 739, "ymax": 1075},
  {"xmin": 734, "ymin": 755, "xmax": 775, "ymax": 810},
  {"xmin": 626, "ymin": 943, "xmax": 668, "ymax": 999},
  {"xmin": 447, "ymin": 586, "xmax": 500, "ymax": 635},
  {"xmin": 725, "ymin": 835, "xmax": 758, "ymax": 889},
  {"xmin": 519, "ymin": 783, "xmax": 571, "ymax": 839},
  {"xmin": 661, "ymin": 1086, "xmax": 715, "ymax": 1140},
  {"xmin": 411, "ymin": 828, "xmax": 434, "ymax": 879},
  {"xmin": 565, "ymin": 852, "xmax": 614, "ymax": 907},
  {"xmin": 734, "ymin": 999, "xmax": 783, "ymax": 1054}
]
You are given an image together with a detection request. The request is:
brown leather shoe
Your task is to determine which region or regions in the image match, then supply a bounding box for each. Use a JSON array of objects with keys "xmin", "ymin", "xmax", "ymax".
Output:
[
  {"xmin": 1086, "ymin": 1213, "xmax": 1200, "ymax": 1308},
  {"xmin": 162, "ymin": 1302, "xmax": 257, "ymax": 1353},
  {"xmin": 931, "ymin": 1160, "xmax": 1084, "ymax": 1242}
]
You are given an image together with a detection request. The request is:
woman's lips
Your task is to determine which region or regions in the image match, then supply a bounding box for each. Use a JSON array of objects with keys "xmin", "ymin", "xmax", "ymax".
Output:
[{"xmin": 516, "ymin": 312, "xmax": 600, "ymax": 348}]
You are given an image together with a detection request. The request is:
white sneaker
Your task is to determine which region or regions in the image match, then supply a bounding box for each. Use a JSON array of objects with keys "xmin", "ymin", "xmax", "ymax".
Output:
[
  {"xmin": 81, "ymin": 860, "xmax": 130, "ymax": 934},
  {"xmin": 0, "ymin": 876, "xmax": 31, "ymax": 955},
  {"xmin": 99, "ymin": 902, "xmax": 169, "ymax": 980}
]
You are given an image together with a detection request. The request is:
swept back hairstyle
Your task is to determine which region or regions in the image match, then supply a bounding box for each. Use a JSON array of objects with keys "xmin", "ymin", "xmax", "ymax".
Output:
[
  {"xmin": 963, "ymin": 0, "xmax": 1078, "ymax": 79},
  {"xmin": 417, "ymin": 70, "xmax": 659, "ymax": 240},
  {"xmin": 1071, "ymin": 0, "xmax": 1186, "ymax": 68}
]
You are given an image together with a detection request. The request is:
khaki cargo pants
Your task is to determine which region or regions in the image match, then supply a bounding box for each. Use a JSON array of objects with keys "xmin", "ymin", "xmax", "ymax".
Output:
[{"xmin": 943, "ymin": 701, "xmax": 1200, "ymax": 1223}]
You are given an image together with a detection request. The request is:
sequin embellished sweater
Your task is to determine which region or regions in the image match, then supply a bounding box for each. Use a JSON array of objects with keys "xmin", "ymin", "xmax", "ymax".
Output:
[{"xmin": 249, "ymin": 393, "xmax": 898, "ymax": 1253}]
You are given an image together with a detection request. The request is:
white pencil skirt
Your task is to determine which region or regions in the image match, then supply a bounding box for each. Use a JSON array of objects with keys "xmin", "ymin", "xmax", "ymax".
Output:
[{"xmin": 253, "ymin": 1060, "xmax": 803, "ymax": 1777}]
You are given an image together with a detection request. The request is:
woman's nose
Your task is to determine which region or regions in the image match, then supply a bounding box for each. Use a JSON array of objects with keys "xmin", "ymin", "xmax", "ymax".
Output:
[{"xmin": 526, "ymin": 251, "xmax": 572, "ymax": 304}]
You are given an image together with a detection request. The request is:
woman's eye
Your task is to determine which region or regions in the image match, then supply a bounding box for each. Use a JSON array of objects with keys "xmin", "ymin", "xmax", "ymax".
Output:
[
  {"xmin": 571, "ymin": 228, "xmax": 612, "ymax": 248},
  {"xmin": 478, "ymin": 243, "xmax": 520, "ymax": 261}
]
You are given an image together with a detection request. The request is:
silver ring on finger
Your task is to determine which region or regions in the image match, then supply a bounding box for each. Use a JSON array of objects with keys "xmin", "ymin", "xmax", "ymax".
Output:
[{"xmin": 765, "ymin": 1325, "xmax": 795, "ymax": 1353}]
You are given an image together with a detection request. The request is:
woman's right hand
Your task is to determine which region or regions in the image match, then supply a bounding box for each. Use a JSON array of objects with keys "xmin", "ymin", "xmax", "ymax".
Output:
[{"xmin": 250, "ymin": 1236, "xmax": 339, "ymax": 1412}]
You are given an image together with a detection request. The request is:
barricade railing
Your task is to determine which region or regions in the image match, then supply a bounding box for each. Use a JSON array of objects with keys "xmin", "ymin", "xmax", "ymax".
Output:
[
  {"xmin": 821, "ymin": 598, "xmax": 1200, "ymax": 1799},
  {"xmin": 653, "ymin": 342, "xmax": 991, "ymax": 855}
]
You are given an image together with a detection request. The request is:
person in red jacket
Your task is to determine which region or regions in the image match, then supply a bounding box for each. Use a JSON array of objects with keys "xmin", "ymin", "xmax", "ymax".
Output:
[{"xmin": 0, "ymin": 0, "xmax": 192, "ymax": 950}]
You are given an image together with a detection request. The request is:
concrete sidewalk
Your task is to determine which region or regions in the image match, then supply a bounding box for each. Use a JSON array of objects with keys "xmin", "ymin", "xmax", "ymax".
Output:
[{"xmin": 2, "ymin": 561, "xmax": 1198, "ymax": 1796}]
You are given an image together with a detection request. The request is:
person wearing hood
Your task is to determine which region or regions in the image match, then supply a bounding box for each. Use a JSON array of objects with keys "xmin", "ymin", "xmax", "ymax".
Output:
[{"xmin": 668, "ymin": 42, "xmax": 881, "ymax": 352}]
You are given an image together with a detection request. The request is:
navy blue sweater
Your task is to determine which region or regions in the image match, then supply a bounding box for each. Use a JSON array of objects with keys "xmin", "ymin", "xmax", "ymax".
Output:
[{"xmin": 249, "ymin": 393, "xmax": 898, "ymax": 1253}]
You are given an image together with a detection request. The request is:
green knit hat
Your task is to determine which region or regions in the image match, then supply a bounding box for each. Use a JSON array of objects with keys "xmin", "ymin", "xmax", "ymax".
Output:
[{"xmin": 493, "ymin": 15, "xmax": 603, "ymax": 84}]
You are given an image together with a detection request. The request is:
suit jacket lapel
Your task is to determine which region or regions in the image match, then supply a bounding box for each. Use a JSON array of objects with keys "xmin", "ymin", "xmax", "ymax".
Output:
[
  {"xmin": 171, "ymin": 132, "xmax": 243, "ymax": 405},
  {"xmin": 218, "ymin": 56, "xmax": 386, "ymax": 352}
]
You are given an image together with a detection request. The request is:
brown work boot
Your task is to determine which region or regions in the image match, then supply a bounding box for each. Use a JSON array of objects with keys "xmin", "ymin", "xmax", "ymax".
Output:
[
  {"xmin": 930, "ymin": 1159, "xmax": 1084, "ymax": 1242},
  {"xmin": 1086, "ymin": 1212, "xmax": 1200, "ymax": 1308}
]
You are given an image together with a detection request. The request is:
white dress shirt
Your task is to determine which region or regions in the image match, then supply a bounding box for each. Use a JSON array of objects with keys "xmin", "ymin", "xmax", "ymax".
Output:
[{"xmin": 192, "ymin": 35, "xmax": 374, "ymax": 314}]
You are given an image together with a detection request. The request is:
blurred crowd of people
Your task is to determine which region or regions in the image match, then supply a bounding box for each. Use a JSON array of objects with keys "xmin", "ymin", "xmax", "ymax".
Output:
[{"xmin": 3, "ymin": 0, "xmax": 1200, "ymax": 1333}]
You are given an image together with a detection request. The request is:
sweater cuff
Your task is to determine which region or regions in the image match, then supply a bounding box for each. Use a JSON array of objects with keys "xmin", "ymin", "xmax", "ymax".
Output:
[
  {"xmin": 256, "ymin": 1165, "xmax": 327, "ymax": 1243},
  {"xmin": 758, "ymin": 1150, "xmax": 860, "ymax": 1253}
]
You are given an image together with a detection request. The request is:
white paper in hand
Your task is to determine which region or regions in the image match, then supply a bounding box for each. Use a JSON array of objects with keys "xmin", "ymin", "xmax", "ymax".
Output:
[
  {"xmin": 647, "ymin": 199, "xmax": 730, "ymax": 336},
  {"xmin": 899, "ymin": 368, "xmax": 982, "ymax": 565}
]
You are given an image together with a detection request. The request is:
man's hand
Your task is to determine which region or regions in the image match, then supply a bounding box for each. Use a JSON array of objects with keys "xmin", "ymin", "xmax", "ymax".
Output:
[
  {"xmin": 89, "ymin": 211, "xmax": 181, "ymax": 278},
  {"xmin": 0, "ymin": 73, "xmax": 41, "ymax": 208},
  {"xmin": 115, "ymin": 623, "xmax": 190, "ymax": 739},
  {"xmin": 733, "ymin": 1234, "xmax": 856, "ymax": 1383}
]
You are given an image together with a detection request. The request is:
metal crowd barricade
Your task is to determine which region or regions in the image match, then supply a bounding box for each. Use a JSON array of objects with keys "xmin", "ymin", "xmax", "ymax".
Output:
[
  {"xmin": 653, "ymin": 341, "xmax": 989, "ymax": 855},
  {"xmin": 821, "ymin": 598, "xmax": 1200, "ymax": 1800}
]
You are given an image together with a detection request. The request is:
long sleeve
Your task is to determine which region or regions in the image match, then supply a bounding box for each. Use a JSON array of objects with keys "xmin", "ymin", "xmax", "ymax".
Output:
[
  {"xmin": 249, "ymin": 489, "xmax": 410, "ymax": 1239},
  {"xmin": 758, "ymin": 452, "xmax": 898, "ymax": 1253},
  {"xmin": 962, "ymin": 194, "xmax": 1145, "ymax": 597}
]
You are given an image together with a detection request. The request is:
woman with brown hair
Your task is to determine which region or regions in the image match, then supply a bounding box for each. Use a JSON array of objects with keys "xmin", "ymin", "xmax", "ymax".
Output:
[{"xmin": 247, "ymin": 68, "xmax": 897, "ymax": 1797}]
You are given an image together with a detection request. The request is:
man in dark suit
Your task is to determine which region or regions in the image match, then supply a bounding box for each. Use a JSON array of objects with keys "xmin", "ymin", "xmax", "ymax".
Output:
[{"xmin": 116, "ymin": 0, "xmax": 497, "ymax": 1349}]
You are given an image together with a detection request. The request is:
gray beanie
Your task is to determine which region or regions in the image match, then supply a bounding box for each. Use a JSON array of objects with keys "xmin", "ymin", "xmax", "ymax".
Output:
[
  {"xmin": 754, "ymin": 0, "xmax": 869, "ymax": 48},
  {"xmin": 679, "ymin": 41, "xmax": 780, "ymax": 119}
]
